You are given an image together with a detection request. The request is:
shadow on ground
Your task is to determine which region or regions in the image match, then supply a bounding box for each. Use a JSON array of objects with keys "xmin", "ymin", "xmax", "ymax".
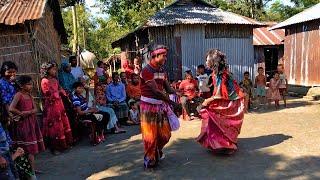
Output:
[
  {"xmin": 36, "ymin": 125, "xmax": 141, "ymax": 179},
  {"xmin": 85, "ymin": 133, "xmax": 319, "ymax": 180},
  {"xmin": 249, "ymin": 98, "xmax": 316, "ymax": 114}
]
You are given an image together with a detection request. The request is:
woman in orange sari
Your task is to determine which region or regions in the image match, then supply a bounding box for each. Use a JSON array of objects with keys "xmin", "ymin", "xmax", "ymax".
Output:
[{"xmin": 197, "ymin": 49, "xmax": 244, "ymax": 154}]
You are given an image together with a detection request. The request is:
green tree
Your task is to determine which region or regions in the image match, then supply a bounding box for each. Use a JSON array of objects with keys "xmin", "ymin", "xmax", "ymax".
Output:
[
  {"xmin": 60, "ymin": 0, "xmax": 320, "ymax": 60},
  {"xmin": 266, "ymin": 0, "xmax": 320, "ymax": 21},
  {"xmin": 208, "ymin": 0, "xmax": 273, "ymax": 20},
  {"xmin": 98, "ymin": 0, "xmax": 173, "ymax": 30},
  {"xmin": 59, "ymin": 0, "xmax": 84, "ymax": 7},
  {"xmin": 62, "ymin": 4, "xmax": 110, "ymax": 59}
]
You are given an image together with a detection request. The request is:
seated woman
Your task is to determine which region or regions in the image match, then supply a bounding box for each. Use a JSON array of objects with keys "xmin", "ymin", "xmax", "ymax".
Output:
[
  {"xmin": 106, "ymin": 72, "xmax": 129, "ymax": 126},
  {"xmin": 197, "ymin": 49, "xmax": 244, "ymax": 155},
  {"xmin": 71, "ymin": 82, "xmax": 109, "ymax": 145},
  {"xmin": 95, "ymin": 83, "xmax": 126, "ymax": 133}
]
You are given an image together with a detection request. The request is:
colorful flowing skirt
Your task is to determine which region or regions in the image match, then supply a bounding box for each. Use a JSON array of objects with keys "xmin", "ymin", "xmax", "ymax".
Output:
[
  {"xmin": 140, "ymin": 101, "xmax": 171, "ymax": 168},
  {"xmin": 197, "ymin": 98, "xmax": 244, "ymax": 153}
]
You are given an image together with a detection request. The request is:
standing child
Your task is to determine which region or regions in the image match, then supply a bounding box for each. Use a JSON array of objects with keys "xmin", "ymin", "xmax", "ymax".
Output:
[
  {"xmin": 96, "ymin": 61, "xmax": 107, "ymax": 83},
  {"xmin": 133, "ymin": 57, "xmax": 142, "ymax": 75},
  {"xmin": 277, "ymin": 64, "xmax": 288, "ymax": 107},
  {"xmin": 128, "ymin": 101, "xmax": 140, "ymax": 125},
  {"xmin": 9, "ymin": 75, "xmax": 45, "ymax": 178},
  {"xmin": 169, "ymin": 81, "xmax": 181, "ymax": 117},
  {"xmin": 267, "ymin": 72, "xmax": 281, "ymax": 109},
  {"xmin": 239, "ymin": 72, "xmax": 253, "ymax": 113},
  {"xmin": 255, "ymin": 67, "xmax": 267, "ymax": 108},
  {"xmin": 40, "ymin": 62, "xmax": 73, "ymax": 155},
  {"xmin": 196, "ymin": 65, "xmax": 211, "ymax": 99}
]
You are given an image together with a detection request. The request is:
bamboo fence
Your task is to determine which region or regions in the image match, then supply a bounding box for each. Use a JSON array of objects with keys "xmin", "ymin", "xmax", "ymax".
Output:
[{"xmin": 0, "ymin": 6, "xmax": 62, "ymax": 114}]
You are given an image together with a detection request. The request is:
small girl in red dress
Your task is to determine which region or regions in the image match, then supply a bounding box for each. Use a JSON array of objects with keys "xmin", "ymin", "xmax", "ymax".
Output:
[
  {"xmin": 9, "ymin": 75, "xmax": 45, "ymax": 176},
  {"xmin": 40, "ymin": 62, "xmax": 73, "ymax": 154}
]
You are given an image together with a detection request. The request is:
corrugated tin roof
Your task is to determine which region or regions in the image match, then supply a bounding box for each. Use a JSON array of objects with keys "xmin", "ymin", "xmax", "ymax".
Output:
[
  {"xmin": 0, "ymin": 0, "xmax": 67, "ymax": 43},
  {"xmin": 145, "ymin": 0, "xmax": 263, "ymax": 27},
  {"xmin": 253, "ymin": 24, "xmax": 285, "ymax": 46},
  {"xmin": 0, "ymin": 0, "xmax": 46, "ymax": 25},
  {"xmin": 112, "ymin": 0, "xmax": 264, "ymax": 47},
  {"xmin": 271, "ymin": 3, "xmax": 320, "ymax": 30}
]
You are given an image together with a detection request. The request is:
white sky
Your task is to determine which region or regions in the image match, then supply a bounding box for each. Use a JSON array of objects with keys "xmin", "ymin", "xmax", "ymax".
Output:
[{"xmin": 85, "ymin": 0, "xmax": 107, "ymax": 18}]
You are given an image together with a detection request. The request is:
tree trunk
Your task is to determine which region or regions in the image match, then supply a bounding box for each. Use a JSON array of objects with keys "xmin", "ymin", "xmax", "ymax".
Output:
[{"xmin": 72, "ymin": 5, "xmax": 78, "ymax": 53}]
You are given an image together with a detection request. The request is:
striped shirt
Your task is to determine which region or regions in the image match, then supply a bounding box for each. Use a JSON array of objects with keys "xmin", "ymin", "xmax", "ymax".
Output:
[
  {"xmin": 140, "ymin": 64, "xmax": 167, "ymax": 99},
  {"xmin": 72, "ymin": 93, "xmax": 89, "ymax": 111}
]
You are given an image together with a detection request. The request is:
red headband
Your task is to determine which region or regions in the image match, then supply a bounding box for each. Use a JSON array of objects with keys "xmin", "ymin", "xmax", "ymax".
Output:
[{"xmin": 151, "ymin": 48, "xmax": 167, "ymax": 56}]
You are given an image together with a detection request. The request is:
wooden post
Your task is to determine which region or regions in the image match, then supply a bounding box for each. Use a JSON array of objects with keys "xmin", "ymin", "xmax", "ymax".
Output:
[
  {"xmin": 113, "ymin": 56, "xmax": 116, "ymax": 72},
  {"xmin": 83, "ymin": 26, "xmax": 86, "ymax": 49},
  {"xmin": 72, "ymin": 5, "xmax": 78, "ymax": 53}
]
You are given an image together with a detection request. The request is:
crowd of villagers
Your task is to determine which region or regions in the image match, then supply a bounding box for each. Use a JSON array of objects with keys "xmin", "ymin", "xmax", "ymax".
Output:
[
  {"xmin": 0, "ymin": 54, "xmax": 143, "ymax": 179},
  {"xmin": 0, "ymin": 45, "xmax": 289, "ymax": 177}
]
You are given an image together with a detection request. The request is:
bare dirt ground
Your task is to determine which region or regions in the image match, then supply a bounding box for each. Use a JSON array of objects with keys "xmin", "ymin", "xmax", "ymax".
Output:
[{"xmin": 37, "ymin": 98, "xmax": 320, "ymax": 180}]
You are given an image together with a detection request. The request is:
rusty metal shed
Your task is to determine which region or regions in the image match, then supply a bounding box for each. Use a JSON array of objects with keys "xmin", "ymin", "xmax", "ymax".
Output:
[
  {"xmin": 271, "ymin": 3, "xmax": 320, "ymax": 86},
  {"xmin": 112, "ymin": 0, "xmax": 263, "ymax": 81},
  {"xmin": 253, "ymin": 23, "xmax": 284, "ymax": 80}
]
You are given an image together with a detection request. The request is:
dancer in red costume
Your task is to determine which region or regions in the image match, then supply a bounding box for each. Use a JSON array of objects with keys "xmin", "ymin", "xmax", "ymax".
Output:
[{"xmin": 197, "ymin": 49, "xmax": 245, "ymax": 154}]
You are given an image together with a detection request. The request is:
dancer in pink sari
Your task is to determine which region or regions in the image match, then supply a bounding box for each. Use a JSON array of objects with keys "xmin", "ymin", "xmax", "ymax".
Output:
[{"xmin": 197, "ymin": 49, "xmax": 244, "ymax": 154}]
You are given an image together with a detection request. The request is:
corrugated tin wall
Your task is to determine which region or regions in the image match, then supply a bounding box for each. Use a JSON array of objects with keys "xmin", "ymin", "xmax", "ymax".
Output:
[
  {"xmin": 284, "ymin": 20, "xmax": 320, "ymax": 86},
  {"xmin": 254, "ymin": 46, "xmax": 266, "ymax": 72},
  {"xmin": 149, "ymin": 26, "xmax": 180, "ymax": 80},
  {"xmin": 178, "ymin": 24, "xmax": 255, "ymax": 81}
]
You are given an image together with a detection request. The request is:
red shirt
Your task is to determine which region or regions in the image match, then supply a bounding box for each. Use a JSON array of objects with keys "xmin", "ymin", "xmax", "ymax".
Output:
[
  {"xmin": 179, "ymin": 79, "xmax": 198, "ymax": 99},
  {"xmin": 126, "ymin": 82, "xmax": 141, "ymax": 99},
  {"xmin": 140, "ymin": 64, "xmax": 167, "ymax": 99}
]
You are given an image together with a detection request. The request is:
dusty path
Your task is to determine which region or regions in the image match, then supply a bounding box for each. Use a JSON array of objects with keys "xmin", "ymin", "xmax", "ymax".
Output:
[{"xmin": 37, "ymin": 98, "xmax": 320, "ymax": 180}]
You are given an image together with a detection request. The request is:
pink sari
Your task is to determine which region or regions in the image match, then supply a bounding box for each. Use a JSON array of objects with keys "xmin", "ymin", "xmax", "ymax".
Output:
[{"xmin": 197, "ymin": 71, "xmax": 244, "ymax": 153}]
